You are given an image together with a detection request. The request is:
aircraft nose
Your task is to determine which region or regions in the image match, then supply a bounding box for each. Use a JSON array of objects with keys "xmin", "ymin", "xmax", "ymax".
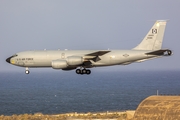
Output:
[{"xmin": 6, "ymin": 57, "xmax": 11, "ymax": 63}]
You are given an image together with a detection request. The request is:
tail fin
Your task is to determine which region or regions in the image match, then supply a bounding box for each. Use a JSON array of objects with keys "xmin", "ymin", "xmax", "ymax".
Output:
[{"xmin": 133, "ymin": 20, "xmax": 167, "ymax": 50}]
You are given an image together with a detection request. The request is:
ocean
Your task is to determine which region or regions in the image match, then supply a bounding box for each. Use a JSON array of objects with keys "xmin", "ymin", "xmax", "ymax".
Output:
[{"xmin": 0, "ymin": 70, "xmax": 180, "ymax": 115}]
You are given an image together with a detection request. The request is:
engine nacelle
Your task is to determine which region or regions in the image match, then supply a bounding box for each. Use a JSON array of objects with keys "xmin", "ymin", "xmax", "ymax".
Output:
[
  {"xmin": 66, "ymin": 56, "xmax": 83, "ymax": 66},
  {"xmin": 51, "ymin": 60, "xmax": 68, "ymax": 69}
]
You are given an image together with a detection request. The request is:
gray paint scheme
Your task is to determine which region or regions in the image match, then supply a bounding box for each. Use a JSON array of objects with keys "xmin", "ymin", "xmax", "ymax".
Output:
[{"xmin": 6, "ymin": 20, "xmax": 172, "ymax": 74}]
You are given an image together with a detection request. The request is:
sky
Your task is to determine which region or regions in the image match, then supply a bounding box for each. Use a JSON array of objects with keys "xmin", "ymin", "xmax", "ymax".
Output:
[{"xmin": 0, "ymin": 0, "xmax": 180, "ymax": 72}]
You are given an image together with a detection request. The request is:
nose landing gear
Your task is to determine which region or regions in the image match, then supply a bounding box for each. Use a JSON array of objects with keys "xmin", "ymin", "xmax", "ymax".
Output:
[
  {"xmin": 25, "ymin": 67, "xmax": 30, "ymax": 74},
  {"xmin": 76, "ymin": 68, "xmax": 91, "ymax": 75}
]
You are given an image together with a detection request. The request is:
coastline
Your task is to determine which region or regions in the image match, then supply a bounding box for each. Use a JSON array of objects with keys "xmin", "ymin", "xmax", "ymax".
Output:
[{"xmin": 0, "ymin": 110, "xmax": 135, "ymax": 120}]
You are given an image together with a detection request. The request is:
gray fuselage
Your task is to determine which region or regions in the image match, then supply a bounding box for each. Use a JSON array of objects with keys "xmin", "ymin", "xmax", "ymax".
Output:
[{"xmin": 9, "ymin": 50, "xmax": 156, "ymax": 68}]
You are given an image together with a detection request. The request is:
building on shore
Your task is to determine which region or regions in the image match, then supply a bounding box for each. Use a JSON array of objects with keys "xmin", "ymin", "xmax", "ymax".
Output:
[{"xmin": 133, "ymin": 95, "xmax": 180, "ymax": 120}]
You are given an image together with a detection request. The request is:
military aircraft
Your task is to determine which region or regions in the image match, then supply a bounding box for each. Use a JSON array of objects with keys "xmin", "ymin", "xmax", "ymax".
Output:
[{"xmin": 6, "ymin": 20, "xmax": 172, "ymax": 75}]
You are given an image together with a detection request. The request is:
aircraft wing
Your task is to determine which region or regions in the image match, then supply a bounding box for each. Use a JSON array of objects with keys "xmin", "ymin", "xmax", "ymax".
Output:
[
  {"xmin": 85, "ymin": 51, "xmax": 110, "ymax": 56},
  {"xmin": 83, "ymin": 50, "xmax": 110, "ymax": 62}
]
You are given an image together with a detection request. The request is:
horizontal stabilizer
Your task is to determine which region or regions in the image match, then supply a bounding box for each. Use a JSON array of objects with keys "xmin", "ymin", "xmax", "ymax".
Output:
[{"xmin": 146, "ymin": 49, "xmax": 172, "ymax": 56}]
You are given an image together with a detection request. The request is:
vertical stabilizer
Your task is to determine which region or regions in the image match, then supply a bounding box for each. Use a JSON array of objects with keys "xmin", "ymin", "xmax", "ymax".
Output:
[{"xmin": 133, "ymin": 20, "xmax": 167, "ymax": 50}]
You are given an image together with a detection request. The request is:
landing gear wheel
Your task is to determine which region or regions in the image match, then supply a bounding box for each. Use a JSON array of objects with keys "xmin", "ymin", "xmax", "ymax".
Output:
[
  {"xmin": 25, "ymin": 70, "xmax": 30, "ymax": 74},
  {"xmin": 86, "ymin": 70, "xmax": 91, "ymax": 75},
  {"xmin": 82, "ymin": 69, "xmax": 87, "ymax": 74},
  {"xmin": 76, "ymin": 69, "xmax": 81, "ymax": 74},
  {"xmin": 75, "ymin": 68, "xmax": 91, "ymax": 75},
  {"xmin": 25, "ymin": 67, "xmax": 30, "ymax": 74}
]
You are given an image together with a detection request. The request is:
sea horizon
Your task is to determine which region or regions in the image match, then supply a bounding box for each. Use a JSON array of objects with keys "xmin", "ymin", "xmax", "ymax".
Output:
[{"xmin": 0, "ymin": 70, "xmax": 180, "ymax": 115}]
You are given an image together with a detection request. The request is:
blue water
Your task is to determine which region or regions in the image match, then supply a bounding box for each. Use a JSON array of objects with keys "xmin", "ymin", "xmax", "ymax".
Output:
[{"xmin": 0, "ymin": 70, "xmax": 180, "ymax": 115}]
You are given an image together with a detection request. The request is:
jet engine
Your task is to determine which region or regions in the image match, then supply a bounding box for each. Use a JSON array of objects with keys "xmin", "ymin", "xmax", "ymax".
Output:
[
  {"xmin": 66, "ymin": 56, "xmax": 83, "ymax": 65},
  {"xmin": 51, "ymin": 60, "xmax": 68, "ymax": 69}
]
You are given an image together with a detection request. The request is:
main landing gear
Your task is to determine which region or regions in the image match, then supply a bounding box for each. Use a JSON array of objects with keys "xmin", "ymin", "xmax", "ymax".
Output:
[
  {"xmin": 25, "ymin": 67, "xmax": 30, "ymax": 74},
  {"xmin": 76, "ymin": 69, "xmax": 91, "ymax": 75}
]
